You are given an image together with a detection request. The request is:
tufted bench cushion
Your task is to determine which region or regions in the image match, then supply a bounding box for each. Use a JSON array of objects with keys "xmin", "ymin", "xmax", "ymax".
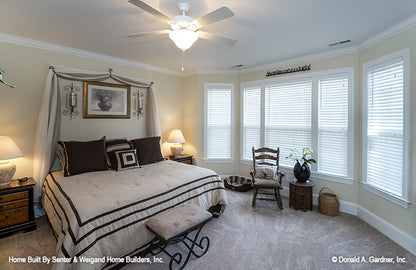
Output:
[{"xmin": 146, "ymin": 204, "xmax": 212, "ymax": 241}]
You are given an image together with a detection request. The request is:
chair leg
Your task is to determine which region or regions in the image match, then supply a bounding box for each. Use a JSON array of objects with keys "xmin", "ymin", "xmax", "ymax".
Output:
[
  {"xmin": 275, "ymin": 189, "xmax": 283, "ymax": 209},
  {"xmin": 252, "ymin": 188, "xmax": 257, "ymax": 207}
]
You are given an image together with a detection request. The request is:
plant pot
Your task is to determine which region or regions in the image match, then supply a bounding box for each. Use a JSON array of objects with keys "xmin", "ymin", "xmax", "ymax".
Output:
[{"xmin": 294, "ymin": 161, "xmax": 310, "ymax": 182}]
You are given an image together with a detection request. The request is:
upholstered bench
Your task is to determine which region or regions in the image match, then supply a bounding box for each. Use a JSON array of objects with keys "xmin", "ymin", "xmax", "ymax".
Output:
[{"xmin": 146, "ymin": 204, "xmax": 213, "ymax": 270}]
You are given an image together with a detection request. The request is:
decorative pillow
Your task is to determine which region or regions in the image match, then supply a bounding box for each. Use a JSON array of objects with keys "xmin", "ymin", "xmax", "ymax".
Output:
[
  {"xmin": 114, "ymin": 149, "xmax": 140, "ymax": 171},
  {"xmin": 105, "ymin": 138, "xmax": 132, "ymax": 170},
  {"xmin": 130, "ymin": 136, "xmax": 164, "ymax": 165},
  {"xmin": 255, "ymin": 166, "xmax": 277, "ymax": 180},
  {"xmin": 58, "ymin": 138, "xmax": 107, "ymax": 176},
  {"xmin": 56, "ymin": 148, "xmax": 66, "ymax": 172}
]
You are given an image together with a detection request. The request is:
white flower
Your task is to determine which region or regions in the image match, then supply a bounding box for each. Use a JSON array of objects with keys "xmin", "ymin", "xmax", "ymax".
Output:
[{"xmin": 286, "ymin": 147, "xmax": 316, "ymax": 165}]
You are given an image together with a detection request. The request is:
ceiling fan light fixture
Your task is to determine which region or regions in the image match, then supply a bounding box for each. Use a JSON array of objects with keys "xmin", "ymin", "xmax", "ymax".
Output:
[{"xmin": 169, "ymin": 29, "xmax": 200, "ymax": 51}]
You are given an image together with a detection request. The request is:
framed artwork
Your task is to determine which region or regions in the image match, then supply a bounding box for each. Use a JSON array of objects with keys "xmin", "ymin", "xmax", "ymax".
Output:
[{"xmin": 83, "ymin": 81, "xmax": 130, "ymax": 118}]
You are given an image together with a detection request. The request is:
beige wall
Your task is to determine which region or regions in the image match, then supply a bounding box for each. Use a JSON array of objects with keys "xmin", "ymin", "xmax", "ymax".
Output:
[
  {"xmin": 182, "ymin": 75, "xmax": 198, "ymax": 158},
  {"xmin": 0, "ymin": 41, "xmax": 184, "ymax": 180},
  {"xmin": 357, "ymin": 27, "xmax": 416, "ymax": 237},
  {"xmin": 193, "ymin": 74, "xmax": 240, "ymax": 174}
]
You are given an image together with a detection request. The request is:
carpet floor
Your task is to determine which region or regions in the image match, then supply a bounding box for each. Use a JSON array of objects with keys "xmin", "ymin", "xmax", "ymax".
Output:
[{"xmin": 0, "ymin": 189, "xmax": 415, "ymax": 270}]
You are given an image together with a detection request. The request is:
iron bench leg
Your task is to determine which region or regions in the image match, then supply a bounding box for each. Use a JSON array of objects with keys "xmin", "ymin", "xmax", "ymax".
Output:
[{"xmin": 149, "ymin": 220, "xmax": 210, "ymax": 270}]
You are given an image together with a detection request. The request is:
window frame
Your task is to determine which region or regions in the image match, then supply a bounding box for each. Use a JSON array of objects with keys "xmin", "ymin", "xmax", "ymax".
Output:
[
  {"xmin": 240, "ymin": 67, "xmax": 354, "ymax": 185},
  {"xmin": 203, "ymin": 83, "xmax": 235, "ymax": 163},
  {"xmin": 314, "ymin": 69, "xmax": 355, "ymax": 182},
  {"xmin": 362, "ymin": 48, "xmax": 410, "ymax": 208},
  {"xmin": 241, "ymin": 84, "xmax": 263, "ymax": 161}
]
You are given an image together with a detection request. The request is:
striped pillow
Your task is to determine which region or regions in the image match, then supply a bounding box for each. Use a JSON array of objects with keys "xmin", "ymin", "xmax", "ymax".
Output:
[
  {"xmin": 114, "ymin": 149, "xmax": 140, "ymax": 171},
  {"xmin": 56, "ymin": 148, "xmax": 66, "ymax": 172},
  {"xmin": 105, "ymin": 138, "xmax": 132, "ymax": 170}
]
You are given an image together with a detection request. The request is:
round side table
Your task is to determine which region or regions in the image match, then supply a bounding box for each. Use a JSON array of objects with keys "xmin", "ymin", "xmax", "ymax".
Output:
[{"xmin": 289, "ymin": 178, "xmax": 314, "ymax": 211}]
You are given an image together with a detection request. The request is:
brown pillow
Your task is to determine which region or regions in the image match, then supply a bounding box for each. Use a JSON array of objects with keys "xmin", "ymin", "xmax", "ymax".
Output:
[
  {"xmin": 58, "ymin": 138, "xmax": 107, "ymax": 176},
  {"xmin": 130, "ymin": 136, "xmax": 164, "ymax": 165}
]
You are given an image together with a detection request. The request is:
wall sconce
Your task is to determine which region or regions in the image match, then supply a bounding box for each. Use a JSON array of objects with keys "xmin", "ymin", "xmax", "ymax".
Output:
[
  {"xmin": 63, "ymin": 83, "xmax": 80, "ymax": 119},
  {"xmin": 133, "ymin": 90, "xmax": 144, "ymax": 119}
]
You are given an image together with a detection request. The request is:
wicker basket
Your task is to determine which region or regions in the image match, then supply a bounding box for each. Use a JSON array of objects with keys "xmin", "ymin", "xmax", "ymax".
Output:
[{"xmin": 318, "ymin": 187, "xmax": 339, "ymax": 216}]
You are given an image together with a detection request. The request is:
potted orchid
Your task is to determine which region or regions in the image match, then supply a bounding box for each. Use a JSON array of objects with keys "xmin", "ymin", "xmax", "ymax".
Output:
[{"xmin": 286, "ymin": 147, "xmax": 316, "ymax": 182}]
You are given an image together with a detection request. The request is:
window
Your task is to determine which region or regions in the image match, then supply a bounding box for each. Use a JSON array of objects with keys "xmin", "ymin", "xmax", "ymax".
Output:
[
  {"xmin": 362, "ymin": 48, "xmax": 410, "ymax": 207},
  {"xmin": 204, "ymin": 83, "xmax": 234, "ymax": 161},
  {"xmin": 265, "ymin": 80, "xmax": 312, "ymax": 167},
  {"xmin": 318, "ymin": 75, "xmax": 351, "ymax": 177},
  {"xmin": 242, "ymin": 86, "xmax": 261, "ymax": 160},
  {"xmin": 241, "ymin": 68, "xmax": 353, "ymax": 183}
]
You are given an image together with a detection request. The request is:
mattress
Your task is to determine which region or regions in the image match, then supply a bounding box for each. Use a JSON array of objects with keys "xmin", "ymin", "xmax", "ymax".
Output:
[{"xmin": 41, "ymin": 160, "xmax": 227, "ymax": 270}]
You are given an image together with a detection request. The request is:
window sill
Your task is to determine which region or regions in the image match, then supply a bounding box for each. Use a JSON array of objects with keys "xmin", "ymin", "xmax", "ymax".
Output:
[
  {"xmin": 240, "ymin": 159, "xmax": 252, "ymax": 165},
  {"xmin": 310, "ymin": 172, "xmax": 354, "ymax": 185},
  {"xmin": 361, "ymin": 182, "xmax": 410, "ymax": 209},
  {"xmin": 202, "ymin": 158, "xmax": 235, "ymax": 164},
  {"xmin": 279, "ymin": 165, "xmax": 354, "ymax": 185},
  {"xmin": 240, "ymin": 160, "xmax": 354, "ymax": 185}
]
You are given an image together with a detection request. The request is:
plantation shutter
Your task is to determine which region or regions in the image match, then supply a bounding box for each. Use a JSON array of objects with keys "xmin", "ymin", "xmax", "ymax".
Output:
[
  {"xmin": 242, "ymin": 86, "xmax": 261, "ymax": 160},
  {"xmin": 206, "ymin": 86, "xmax": 232, "ymax": 159},
  {"xmin": 318, "ymin": 75, "xmax": 349, "ymax": 177},
  {"xmin": 265, "ymin": 80, "xmax": 312, "ymax": 167},
  {"xmin": 366, "ymin": 59, "xmax": 404, "ymax": 196}
]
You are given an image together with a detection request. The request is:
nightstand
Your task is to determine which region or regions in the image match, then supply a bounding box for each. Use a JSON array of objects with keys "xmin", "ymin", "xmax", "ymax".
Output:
[
  {"xmin": 0, "ymin": 178, "xmax": 36, "ymax": 237},
  {"xmin": 166, "ymin": 154, "xmax": 193, "ymax": 165}
]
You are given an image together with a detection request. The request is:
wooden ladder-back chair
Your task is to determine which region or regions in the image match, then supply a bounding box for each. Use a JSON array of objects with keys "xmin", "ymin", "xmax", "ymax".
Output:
[{"xmin": 250, "ymin": 147, "xmax": 284, "ymax": 209}]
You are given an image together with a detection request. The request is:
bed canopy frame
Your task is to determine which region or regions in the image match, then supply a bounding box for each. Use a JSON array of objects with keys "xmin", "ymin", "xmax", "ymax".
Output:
[{"xmin": 32, "ymin": 66, "xmax": 161, "ymax": 199}]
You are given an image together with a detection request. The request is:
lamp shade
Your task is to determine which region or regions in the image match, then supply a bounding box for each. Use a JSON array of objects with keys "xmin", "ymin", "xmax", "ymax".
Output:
[
  {"xmin": 0, "ymin": 136, "xmax": 24, "ymax": 161},
  {"xmin": 169, "ymin": 29, "xmax": 199, "ymax": 51},
  {"xmin": 167, "ymin": 129, "xmax": 186, "ymax": 144}
]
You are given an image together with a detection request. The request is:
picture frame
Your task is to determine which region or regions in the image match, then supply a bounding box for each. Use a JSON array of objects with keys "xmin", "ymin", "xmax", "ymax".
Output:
[{"xmin": 83, "ymin": 81, "xmax": 131, "ymax": 119}]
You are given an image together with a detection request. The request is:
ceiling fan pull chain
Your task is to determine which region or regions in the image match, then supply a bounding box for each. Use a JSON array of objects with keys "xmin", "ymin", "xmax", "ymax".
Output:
[{"xmin": 181, "ymin": 51, "xmax": 185, "ymax": 72}]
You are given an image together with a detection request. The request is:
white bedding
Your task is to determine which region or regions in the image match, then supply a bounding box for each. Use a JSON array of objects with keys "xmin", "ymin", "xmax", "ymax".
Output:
[{"xmin": 42, "ymin": 160, "xmax": 227, "ymax": 270}]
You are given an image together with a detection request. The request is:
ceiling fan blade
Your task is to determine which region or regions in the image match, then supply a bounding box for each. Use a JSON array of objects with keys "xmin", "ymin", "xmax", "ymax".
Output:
[
  {"xmin": 199, "ymin": 31, "xmax": 237, "ymax": 46},
  {"xmin": 128, "ymin": 0, "xmax": 174, "ymax": 24},
  {"xmin": 193, "ymin": 7, "xmax": 234, "ymax": 28},
  {"xmin": 125, "ymin": 30, "xmax": 170, "ymax": 38}
]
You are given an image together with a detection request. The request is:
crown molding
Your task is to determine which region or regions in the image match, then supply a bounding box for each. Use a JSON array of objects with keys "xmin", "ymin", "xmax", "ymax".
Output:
[
  {"xmin": 0, "ymin": 33, "xmax": 183, "ymax": 77},
  {"xmin": 2, "ymin": 13, "xmax": 416, "ymax": 78},
  {"xmin": 358, "ymin": 14, "xmax": 416, "ymax": 51},
  {"xmin": 238, "ymin": 14, "xmax": 416, "ymax": 75},
  {"xmin": 239, "ymin": 46, "xmax": 359, "ymax": 74}
]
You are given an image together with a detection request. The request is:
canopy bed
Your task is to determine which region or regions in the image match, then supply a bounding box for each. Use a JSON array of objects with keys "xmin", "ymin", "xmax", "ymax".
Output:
[{"xmin": 33, "ymin": 67, "xmax": 227, "ymax": 270}]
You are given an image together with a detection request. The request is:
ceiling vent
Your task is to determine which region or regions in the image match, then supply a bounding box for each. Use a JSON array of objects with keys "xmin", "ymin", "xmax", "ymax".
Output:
[
  {"xmin": 231, "ymin": 64, "xmax": 244, "ymax": 68},
  {"xmin": 329, "ymin": 39, "xmax": 351, "ymax": 47}
]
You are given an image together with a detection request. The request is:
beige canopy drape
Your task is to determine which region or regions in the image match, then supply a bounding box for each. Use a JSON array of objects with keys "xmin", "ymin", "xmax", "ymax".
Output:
[{"xmin": 32, "ymin": 66, "xmax": 161, "ymax": 199}]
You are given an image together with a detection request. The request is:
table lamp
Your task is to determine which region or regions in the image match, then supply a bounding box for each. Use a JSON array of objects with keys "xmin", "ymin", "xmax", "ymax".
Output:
[
  {"xmin": 167, "ymin": 129, "xmax": 185, "ymax": 157},
  {"xmin": 0, "ymin": 136, "xmax": 24, "ymax": 186}
]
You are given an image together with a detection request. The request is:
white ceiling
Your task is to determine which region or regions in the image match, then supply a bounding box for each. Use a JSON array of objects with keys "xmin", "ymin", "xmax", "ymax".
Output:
[{"xmin": 1, "ymin": 0, "xmax": 416, "ymax": 73}]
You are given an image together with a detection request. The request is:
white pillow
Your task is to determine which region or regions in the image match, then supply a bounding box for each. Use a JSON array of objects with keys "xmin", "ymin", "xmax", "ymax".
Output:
[{"xmin": 255, "ymin": 166, "xmax": 277, "ymax": 180}]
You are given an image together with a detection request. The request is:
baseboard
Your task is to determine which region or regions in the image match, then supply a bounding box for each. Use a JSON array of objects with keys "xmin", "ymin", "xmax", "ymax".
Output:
[
  {"xmin": 281, "ymin": 186, "xmax": 415, "ymax": 255},
  {"xmin": 357, "ymin": 206, "xmax": 416, "ymax": 255}
]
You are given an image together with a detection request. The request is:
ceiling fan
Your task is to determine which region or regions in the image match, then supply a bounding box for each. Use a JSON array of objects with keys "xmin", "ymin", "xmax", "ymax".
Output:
[{"xmin": 126, "ymin": 0, "xmax": 237, "ymax": 52}]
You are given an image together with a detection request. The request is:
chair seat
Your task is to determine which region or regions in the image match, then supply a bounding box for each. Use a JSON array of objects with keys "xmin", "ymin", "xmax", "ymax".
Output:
[{"xmin": 253, "ymin": 178, "xmax": 282, "ymax": 188}]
